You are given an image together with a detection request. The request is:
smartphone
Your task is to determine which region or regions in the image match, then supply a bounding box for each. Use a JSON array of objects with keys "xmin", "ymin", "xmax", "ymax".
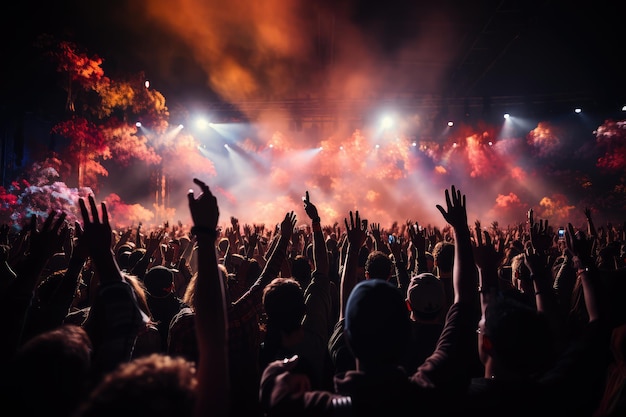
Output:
[
  {"xmin": 388, "ymin": 235, "xmax": 396, "ymax": 244},
  {"xmin": 558, "ymin": 227, "xmax": 565, "ymax": 240}
]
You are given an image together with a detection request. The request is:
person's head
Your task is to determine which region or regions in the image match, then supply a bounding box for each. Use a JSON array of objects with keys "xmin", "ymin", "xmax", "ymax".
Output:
[
  {"xmin": 9, "ymin": 324, "xmax": 93, "ymax": 417},
  {"xmin": 127, "ymin": 248, "xmax": 146, "ymax": 272},
  {"xmin": 406, "ymin": 273, "xmax": 445, "ymax": 322},
  {"xmin": 344, "ymin": 279, "xmax": 411, "ymax": 369},
  {"xmin": 432, "ymin": 241, "xmax": 454, "ymax": 275},
  {"xmin": 477, "ymin": 295, "xmax": 554, "ymax": 377},
  {"xmin": 364, "ymin": 250, "xmax": 393, "ymax": 281},
  {"xmin": 143, "ymin": 265, "xmax": 176, "ymax": 298},
  {"xmin": 262, "ymin": 277, "xmax": 305, "ymax": 338},
  {"xmin": 291, "ymin": 255, "xmax": 312, "ymax": 290},
  {"xmin": 73, "ymin": 353, "xmax": 197, "ymax": 417}
]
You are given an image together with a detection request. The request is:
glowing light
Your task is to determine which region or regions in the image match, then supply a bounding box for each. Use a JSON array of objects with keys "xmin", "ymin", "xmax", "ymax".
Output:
[
  {"xmin": 622, "ymin": 105, "xmax": 626, "ymax": 111},
  {"xmin": 269, "ymin": 144, "xmax": 274, "ymax": 148},
  {"xmin": 488, "ymin": 141, "xmax": 493, "ymax": 146},
  {"xmin": 339, "ymin": 146, "xmax": 344, "ymax": 150},
  {"xmin": 144, "ymin": 80, "xmax": 150, "ymax": 88},
  {"xmin": 412, "ymin": 142, "xmax": 417, "ymax": 147},
  {"xmin": 375, "ymin": 144, "xmax": 380, "ymax": 149},
  {"xmin": 503, "ymin": 113, "xmax": 510, "ymax": 119},
  {"xmin": 574, "ymin": 108, "xmax": 582, "ymax": 113},
  {"xmin": 195, "ymin": 117, "xmax": 211, "ymax": 130},
  {"xmin": 381, "ymin": 116, "xmax": 393, "ymax": 129},
  {"xmin": 447, "ymin": 121, "xmax": 454, "ymax": 127},
  {"xmin": 135, "ymin": 121, "xmax": 142, "ymax": 127}
]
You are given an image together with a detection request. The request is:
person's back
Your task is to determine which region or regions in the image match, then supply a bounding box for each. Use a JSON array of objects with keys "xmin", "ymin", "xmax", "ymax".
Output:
[
  {"xmin": 403, "ymin": 272, "xmax": 446, "ymax": 373},
  {"xmin": 432, "ymin": 241, "xmax": 455, "ymax": 310},
  {"xmin": 143, "ymin": 265, "xmax": 189, "ymax": 352},
  {"xmin": 262, "ymin": 278, "xmax": 477, "ymax": 416},
  {"xmin": 453, "ymin": 294, "xmax": 557, "ymax": 417}
]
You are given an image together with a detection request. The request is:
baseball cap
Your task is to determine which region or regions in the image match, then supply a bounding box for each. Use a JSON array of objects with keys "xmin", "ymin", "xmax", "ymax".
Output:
[
  {"xmin": 406, "ymin": 273, "xmax": 445, "ymax": 320},
  {"xmin": 143, "ymin": 266, "xmax": 176, "ymax": 297}
]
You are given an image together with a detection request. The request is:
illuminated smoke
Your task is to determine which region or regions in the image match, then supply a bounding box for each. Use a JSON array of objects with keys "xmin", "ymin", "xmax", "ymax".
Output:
[{"xmin": 527, "ymin": 122, "xmax": 562, "ymax": 158}]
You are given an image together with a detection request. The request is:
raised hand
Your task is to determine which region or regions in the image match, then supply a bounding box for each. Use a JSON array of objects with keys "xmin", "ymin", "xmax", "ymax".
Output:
[
  {"xmin": 435, "ymin": 185, "xmax": 468, "ymax": 231},
  {"xmin": 279, "ymin": 212, "xmax": 297, "ymax": 242},
  {"xmin": 303, "ymin": 191, "xmax": 320, "ymax": 222},
  {"xmin": 26, "ymin": 210, "xmax": 68, "ymax": 261},
  {"xmin": 565, "ymin": 223, "xmax": 594, "ymax": 269},
  {"xmin": 407, "ymin": 221, "xmax": 427, "ymax": 255},
  {"xmin": 472, "ymin": 221, "xmax": 500, "ymax": 271},
  {"xmin": 188, "ymin": 178, "xmax": 220, "ymax": 231},
  {"xmin": 344, "ymin": 210, "xmax": 367, "ymax": 250},
  {"xmin": 78, "ymin": 196, "xmax": 114, "ymax": 255},
  {"xmin": 529, "ymin": 217, "xmax": 551, "ymax": 254},
  {"xmin": 369, "ymin": 222, "xmax": 382, "ymax": 243}
]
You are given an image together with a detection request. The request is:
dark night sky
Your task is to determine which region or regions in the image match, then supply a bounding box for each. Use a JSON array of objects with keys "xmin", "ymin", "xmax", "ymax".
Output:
[{"xmin": 2, "ymin": 0, "xmax": 624, "ymax": 116}]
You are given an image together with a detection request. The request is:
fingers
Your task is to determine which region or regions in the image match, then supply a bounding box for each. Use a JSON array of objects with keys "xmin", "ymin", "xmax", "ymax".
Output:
[
  {"xmin": 484, "ymin": 230, "xmax": 492, "ymax": 247},
  {"xmin": 100, "ymin": 202, "xmax": 109, "ymax": 226},
  {"xmin": 88, "ymin": 195, "xmax": 100, "ymax": 224},
  {"xmin": 193, "ymin": 178, "xmax": 209, "ymax": 192},
  {"xmin": 78, "ymin": 198, "xmax": 89, "ymax": 224}
]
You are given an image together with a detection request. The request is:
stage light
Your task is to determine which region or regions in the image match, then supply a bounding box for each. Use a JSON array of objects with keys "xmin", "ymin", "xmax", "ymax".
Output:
[
  {"xmin": 339, "ymin": 146, "xmax": 344, "ymax": 150},
  {"xmin": 622, "ymin": 105, "xmax": 626, "ymax": 111},
  {"xmin": 503, "ymin": 113, "xmax": 510, "ymax": 119},
  {"xmin": 412, "ymin": 142, "xmax": 417, "ymax": 147},
  {"xmin": 447, "ymin": 121, "xmax": 454, "ymax": 127},
  {"xmin": 375, "ymin": 144, "xmax": 380, "ymax": 149},
  {"xmin": 136, "ymin": 121, "xmax": 142, "ymax": 127},
  {"xmin": 488, "ymin": 141, "xmax": 493, "ymax": 146},
  {"xmin": 574, "ymin": 108, "xmax": 582, "ymax": 113},
  {"xmin": 381, "ymin": 116, "xmax": 393, "ymax": 129},
  {"xmin": 195, "ymin": 117, "xmax": 210, "ymax": 130}
]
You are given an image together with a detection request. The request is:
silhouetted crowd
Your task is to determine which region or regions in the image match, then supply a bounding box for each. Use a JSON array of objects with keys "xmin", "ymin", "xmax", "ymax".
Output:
[{"xmin": 0, "ymin": 181, "xmax": 624, "ymax": 417}]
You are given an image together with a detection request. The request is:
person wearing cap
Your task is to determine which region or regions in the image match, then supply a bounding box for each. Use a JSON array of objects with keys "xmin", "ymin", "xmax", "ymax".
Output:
[
  {"xmin": 144, "ymin": 265, "xmax": 189, "ymax": 352},
  {"xmin": 403, "ymin": 272, "xmax": 446, "ymax": 373},
  {"xmin": 260, "ymin": 185, "xmax": 480, "ymax": 416}
]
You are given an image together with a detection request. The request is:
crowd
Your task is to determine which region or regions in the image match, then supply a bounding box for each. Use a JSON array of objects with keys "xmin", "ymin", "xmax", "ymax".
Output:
[{"xmin": 0, "ymin": 179, "xmax": 625, "ymax": 417}]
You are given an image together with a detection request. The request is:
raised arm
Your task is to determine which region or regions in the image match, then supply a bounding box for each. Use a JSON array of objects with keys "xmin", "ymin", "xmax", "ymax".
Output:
[
  {"xmin": 303, "ymin": 191, "xmax": 329, "ymax": 279},
  {"xmin": 435, "ymin": 185, "xmax": 478, "ymax": 305},
  {"xmin": 187, "ymin": 178, "xmax": 229, "ymax": 417},
  {"xmin": 339, "ymin": 210, "xmax": 368, "ymax": 319}
]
